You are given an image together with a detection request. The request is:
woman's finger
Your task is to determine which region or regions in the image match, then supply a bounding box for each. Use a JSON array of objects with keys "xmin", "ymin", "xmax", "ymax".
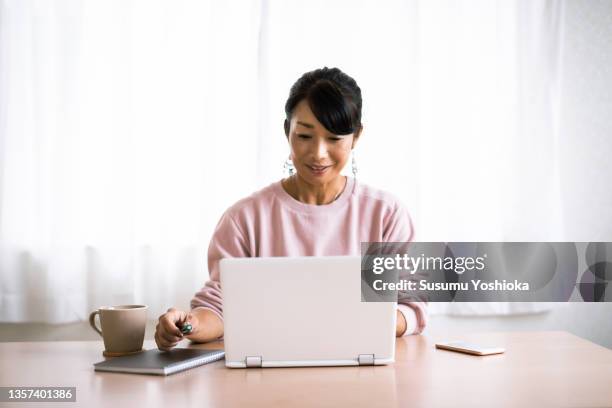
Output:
[
  {"xmin": 155, "ymin": 331, "xmax": 172, "ymax": 351},
  {"xmin": 161, "ymin": 313, "xmax": 184, "ymax": 337},
  {"xmin": 160, "ymin": 329, "xmax": 181, "ymax": 345},
  {"xmin": 156, "ymin": 322, "xmax": 175, "ymax": 343},
  {"xmin": 158, "ymin": 331, "xmax": 178, "ymax": 349}
]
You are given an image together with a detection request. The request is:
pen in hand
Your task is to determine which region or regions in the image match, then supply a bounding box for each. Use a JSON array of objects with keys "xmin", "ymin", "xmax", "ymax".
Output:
[
  {"xmin": 156, "ymin": 308, "xmax": 198, "ymax": 351},
  {"xmin": 178, "ymin": 317, "xmax": 193, "ymax": 336}
]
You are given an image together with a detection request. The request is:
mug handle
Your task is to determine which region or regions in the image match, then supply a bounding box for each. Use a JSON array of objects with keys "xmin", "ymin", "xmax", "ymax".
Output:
[{"xmin": 89, "ymin": 310, "xmax": 103, "ymax": 337}]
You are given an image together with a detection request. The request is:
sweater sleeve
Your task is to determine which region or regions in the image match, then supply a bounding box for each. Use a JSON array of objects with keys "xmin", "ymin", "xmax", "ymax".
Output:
[
  {"xmin": 383, "ymin": 202, "xmax": 428, "ymax": 336},
  {"xmin": 190, "ymin": 210, "xmax": 250, "ymax": 320}
]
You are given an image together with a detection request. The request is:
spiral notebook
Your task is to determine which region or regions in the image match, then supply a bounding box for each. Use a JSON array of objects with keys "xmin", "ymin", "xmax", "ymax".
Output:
[{"xmin": 93, "ymin": 348, "xmax": 225, "ymax": 376}]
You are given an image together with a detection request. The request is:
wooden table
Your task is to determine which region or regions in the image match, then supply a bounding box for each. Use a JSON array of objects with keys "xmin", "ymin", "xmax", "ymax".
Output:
[{"xmin": 1, "ymin": 331, "xmax": 611, "ymax": 407}]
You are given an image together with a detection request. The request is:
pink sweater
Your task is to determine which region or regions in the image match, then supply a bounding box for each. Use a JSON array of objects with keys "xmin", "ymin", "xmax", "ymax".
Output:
[{"xmin": 191, "ymin": 176, "xmax": 427, "ymax": 336}]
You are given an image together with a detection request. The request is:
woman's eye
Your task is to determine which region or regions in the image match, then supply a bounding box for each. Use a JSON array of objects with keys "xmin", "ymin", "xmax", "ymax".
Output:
[
  {"xmin": 297, "ymin": 134, "xmax": 312, "ymax": 139},
  {"xmin": 329, "ymin": 138, "xmax": 341, "ymax": 142}
]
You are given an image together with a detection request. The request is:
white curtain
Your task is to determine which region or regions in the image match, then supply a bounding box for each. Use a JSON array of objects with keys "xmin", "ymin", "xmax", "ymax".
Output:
[{"xmin": 1, "ymin": 0, "xmax": 610, "ymax": 323}]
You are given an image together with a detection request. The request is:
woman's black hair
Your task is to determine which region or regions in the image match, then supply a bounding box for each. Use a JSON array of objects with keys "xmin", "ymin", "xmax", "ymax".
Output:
[{"xmin": 284, "ymin": 67, "xmax": 362, "ymax": 136}]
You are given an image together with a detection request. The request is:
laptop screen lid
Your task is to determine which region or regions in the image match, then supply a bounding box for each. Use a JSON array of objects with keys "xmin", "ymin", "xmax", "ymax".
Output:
[{"xmin": 220, "ymin": 256, "xmax": 396, "ymax": 368}]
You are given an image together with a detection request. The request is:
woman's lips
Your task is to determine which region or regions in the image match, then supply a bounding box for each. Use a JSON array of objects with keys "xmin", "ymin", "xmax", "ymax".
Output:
[{"xmin": 307, "ymin": 165, "xmax": 331, "ymax": 176}]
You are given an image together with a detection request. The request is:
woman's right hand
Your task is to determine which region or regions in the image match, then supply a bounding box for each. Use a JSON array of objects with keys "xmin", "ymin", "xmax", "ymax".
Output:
[{"xmin": 155, "ymin": 307, "xmax": 198, "ymax": 351}]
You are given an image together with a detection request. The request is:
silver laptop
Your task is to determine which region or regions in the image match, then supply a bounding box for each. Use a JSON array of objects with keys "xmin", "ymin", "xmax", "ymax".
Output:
[{"xmin": 219, "ymin": 256, "xmax": 397, "ymax": 368}]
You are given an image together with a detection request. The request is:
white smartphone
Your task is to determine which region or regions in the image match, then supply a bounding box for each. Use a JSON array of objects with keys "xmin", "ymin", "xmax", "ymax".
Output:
[{"xmin": 435, "ymin": 341, "xmax": 505, "ymax": 356}]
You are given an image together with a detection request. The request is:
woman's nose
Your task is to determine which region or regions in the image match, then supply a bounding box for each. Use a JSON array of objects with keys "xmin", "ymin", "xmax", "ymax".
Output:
[{"xmin": 312, "ymin": 140, "xmax": 329, "ymax": 159}]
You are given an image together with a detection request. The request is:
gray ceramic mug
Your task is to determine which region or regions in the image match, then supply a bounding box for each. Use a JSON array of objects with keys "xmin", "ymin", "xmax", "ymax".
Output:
[{"xmin": 89, "ymin": 305, "xmax": 147, "ymax": 355}]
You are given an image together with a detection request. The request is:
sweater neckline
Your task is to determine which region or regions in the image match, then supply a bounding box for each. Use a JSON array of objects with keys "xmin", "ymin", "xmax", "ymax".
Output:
[{"xmin": 273, "ymin": 176, "xmax": 356, "ymax": 214}]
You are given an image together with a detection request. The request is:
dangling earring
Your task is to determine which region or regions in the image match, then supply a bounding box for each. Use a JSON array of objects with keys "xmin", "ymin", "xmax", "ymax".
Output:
[
  {"xmin": 351, "ymin": 151, "xmax": 358, "ymax": 178},
  {"xmin": 284, "ymin": 156, "xmax": 295, "ymax": 176}
]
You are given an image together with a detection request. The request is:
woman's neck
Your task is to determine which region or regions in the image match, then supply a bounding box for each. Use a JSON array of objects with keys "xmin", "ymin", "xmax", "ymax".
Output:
[{"xmin": 282, "ymin": 174, "xmax": 347, "ymax": 205}]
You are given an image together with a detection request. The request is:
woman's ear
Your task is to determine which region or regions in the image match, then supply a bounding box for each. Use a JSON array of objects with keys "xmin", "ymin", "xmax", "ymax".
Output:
[
  {"xmin": 284, "ymin": 119, "xmax": 290, "ymax": 138},
  {"xmin": 352, "ymin": 125, "xmax": 363, "ymax": 149}
]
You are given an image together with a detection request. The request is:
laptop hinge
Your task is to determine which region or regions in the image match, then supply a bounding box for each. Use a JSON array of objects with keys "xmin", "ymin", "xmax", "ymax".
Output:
[
  {"xmin": 358, "ymin": 354, "xmax": 375, "ymax": 366},
  {"xmin": 245, "ymin": 356, "xmax": 262, "ymax": 368}
]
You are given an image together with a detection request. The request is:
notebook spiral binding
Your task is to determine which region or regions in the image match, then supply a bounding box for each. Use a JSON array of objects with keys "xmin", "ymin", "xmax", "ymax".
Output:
[{"xmin": 165, "ymin": 351, "xmax": 225, "ymax": 375}]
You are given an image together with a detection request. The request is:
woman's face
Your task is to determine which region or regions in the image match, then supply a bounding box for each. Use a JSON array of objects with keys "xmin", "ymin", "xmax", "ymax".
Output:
[{"xmin": 286, "ymin": 99, "xmax": 360, "ymax": 185}]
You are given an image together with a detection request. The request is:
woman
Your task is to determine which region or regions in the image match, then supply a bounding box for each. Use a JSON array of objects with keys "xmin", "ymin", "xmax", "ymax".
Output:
[{"xmin": 155, "ymin": 67, "xmax": 427, "ymax": 351}]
